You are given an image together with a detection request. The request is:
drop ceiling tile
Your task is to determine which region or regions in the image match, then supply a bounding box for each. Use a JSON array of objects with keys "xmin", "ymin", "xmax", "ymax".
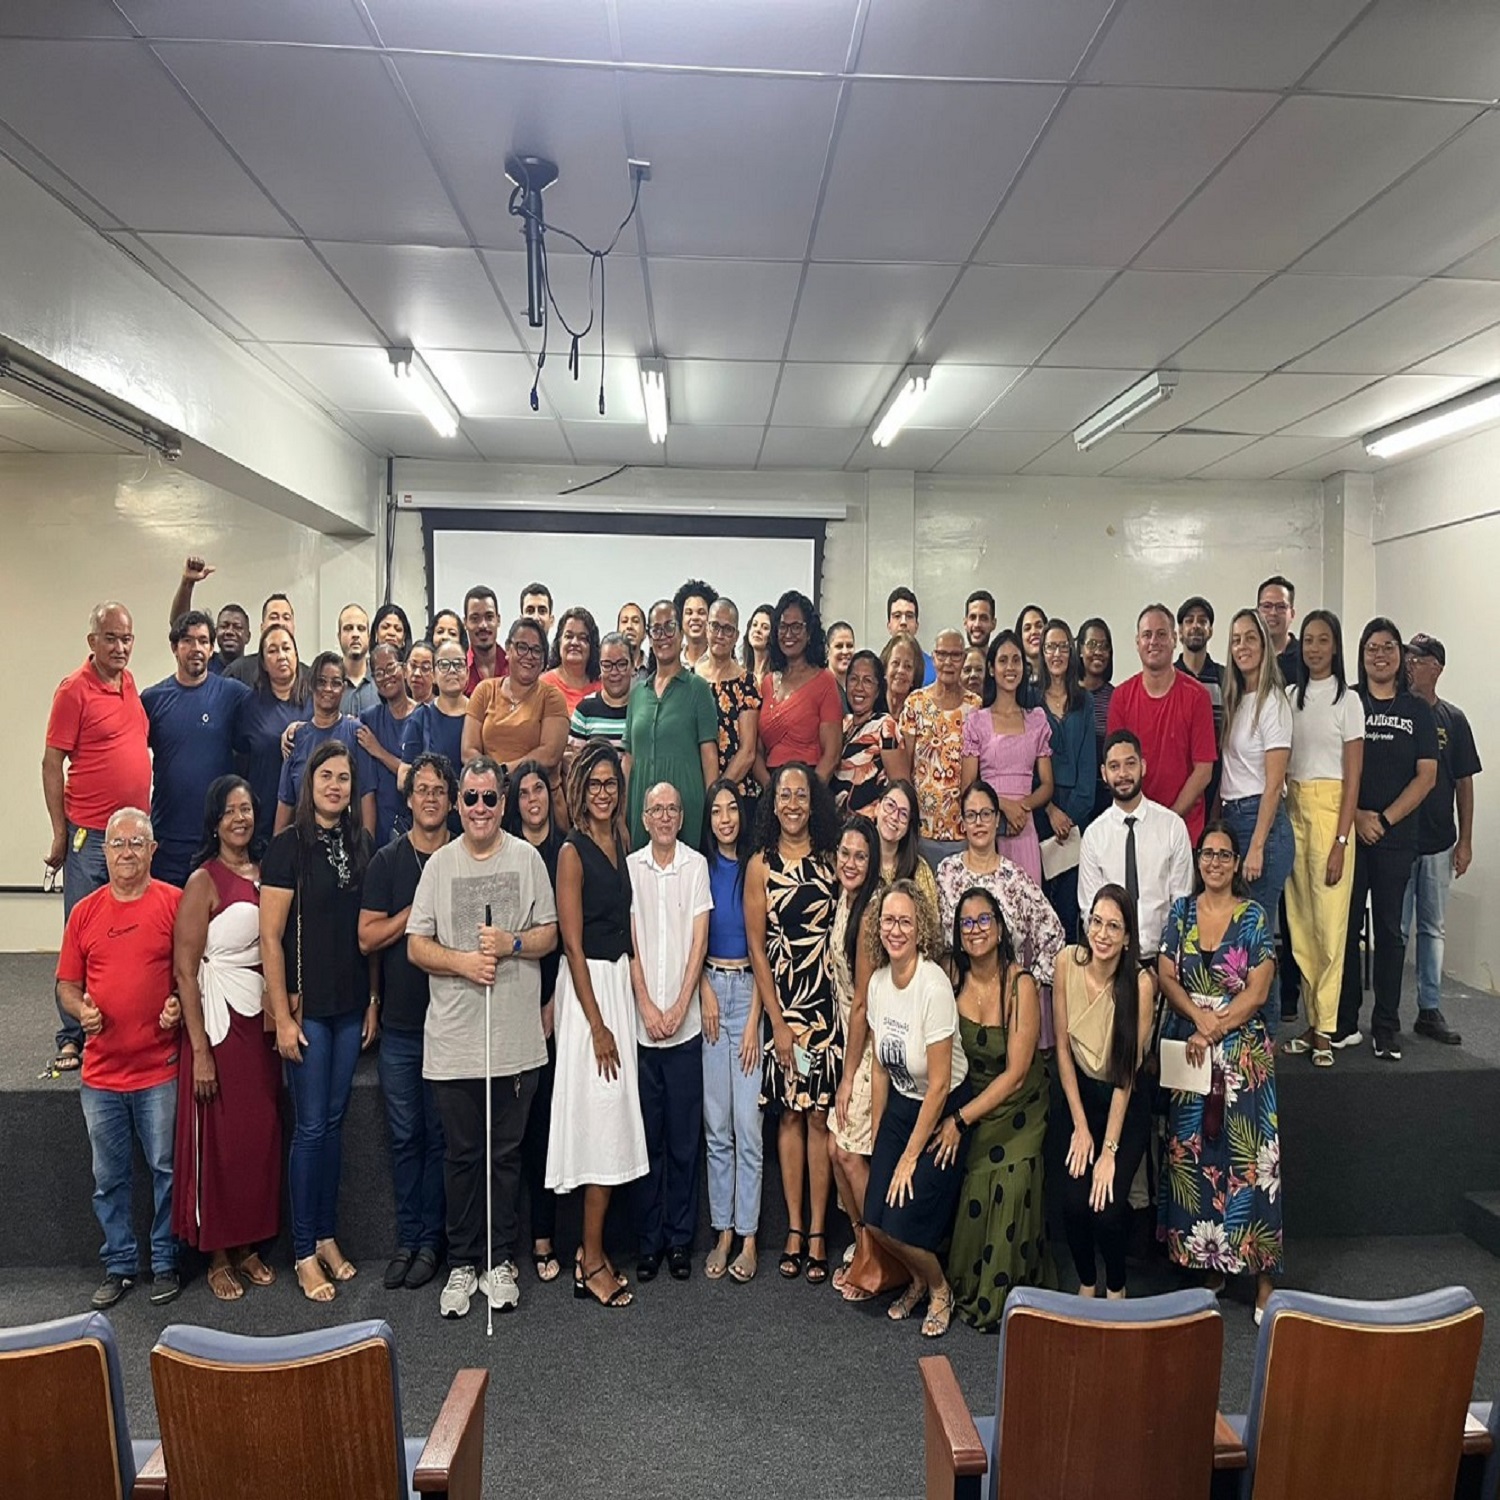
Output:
[
  {"xmin": 616, "ymin": 0, "xmax": 859, "ymax": 70},
  {"xmin": 788, "ymin": 263, "xmax": 960, "ymax": 364},
  {"xmin": 560, "ymin": 422, "xmax": 665, "ymax": 466},
  {"xmin": 1019, "ymin": 432, "xmax": 1158, "ymax": 476},
  {"xmin": 1190, "ymin": 435, "xmax": 1348, "ymax": 480},
  {"xmin": 1128, "ymin": 372, "xmax": 1264, "ymax": 431},
  {"xmin": 119, "ymin": 0, "xmax": 372, "ymax": 43},
  {"xmin": 1275, "ymin": 440, "xmax": 1379, "ymax": 477},
  {"xmin": 662, "ymin": 426, "xmax": 768, "ymax": 469},
  {"xmin": 1138, "ymin": 96, "xmax": 1478, "ymax": 272},
  {"xmin": 1282, "ymin": 374, "xmax": 1478, "ymax": 438},
  {"xmin": 770, "ymin": 363, "xmax": 903, "ymax": 428},
  {"xmin": 535, "ymin": 350, "xmax": 647, "ymax": 425},
  {"xmin": 422, "ymin": 349, "xmax": 572, "ymax": 422},
  {"xmin": 1188, "ymin": 374, "xmax": 1374, "ymax": 434},
  {"xmin": 323, "ymin": 244, "xmax": 524, "ymax": 352},
  {"xmin": 650, "ymin": 260, "xmax": 803, "ymax": 361},
  {"xmin": 1084, "ymin": 0, "xmax": 1369, "ymax": 88},
  {"xmin": 910, "ymin": 366, "xmax": 1024, "ymax": 428},
  {"xmin": 665, "ymin": 360, "xmax": 781, "ymax": 428},
  {"xmin": 0, "ymin": 41, "xmax": 286, "ymax": 233},
  {"xmin": 814, "ymin": 80, "xmax": 1060, "ymax": 262},
  {"xmin": 258, "ymin": 343, "xmax": 418, "ymax": 412},
  {"xmin": 921, "ymin": 265, "xmax": 1114, "ymax": 366},
  {"xmin": 1446, "ymin": 240, "xmax": 1500, "ymax": 280},
  {"xmin": 935, "ymin": 430, "xmax": 1061, "ymax": 474},
  {"xmin": 848, "ymin": 429, "xmax": 968, "ymax": 472},
  {"xmin": 978, "ymin": 368, "xmax": 1136, "ymax": 431},
  {"xmin": 1041, "ymin": 271, "xmax": 1263, "ymax": 369},
  {"xmin": 621, "ymin": 73, "xmax": 840, "ymax": 258},
  {"xmin": 1297, "ymin": 114, "xmax": 1500, "ymax": 276},
  {"xmin": 1407, "ymin": 324, "xmax": 1500, "ymax": 378},
  {"xmin": 1103, "ymin": 433, "xmax": 1255, "ymax": 479},
  {"xmin": 0, "ymin": 1, "xmax": 133, "ymax": 35},
  {"xmin": 363, "ymin": 0, "xmax": 614, "ymax": 58},
  {"xmin": 1175, "ymin": 274, "xmax": 1419, "ymax": 372},
  {"xmin": 483, "ymin": 248, "xmax": 652, "ymax": 359},
  {"xmin": 1287, "ymin": 279, "xmax": 1500, "ymax": 374},
  {"xmin": 757, "ymin": 427, "xmax": 862, "ymax": 469},
  {"xmin": 139, "ymin": 234, "xmax": 380, "ymax": 344},
  {"xmin": 122, "ymin": 234, "xmax": 258, "ymax": 340},
  {"xmin": 341, "ymin": 409, "xmax": 486, "ymax": 461},
  {"xmin": 978, "ymin": 88, "xmax": 1275, "ymax": 267},
  {"xmin": 1304, "ymin": 0, "xmax": 1500, "ymax": 101},
  {"xmin": 463, "ymin": 416, "xmax": 574, "ymax": 464},
  {"xmin": 156, "ymin": 44, "xmax": 466, "ymax": 244},
  {"xmin": 857, "ymin": 0, "xmax": 1111, "ymax": 79}
]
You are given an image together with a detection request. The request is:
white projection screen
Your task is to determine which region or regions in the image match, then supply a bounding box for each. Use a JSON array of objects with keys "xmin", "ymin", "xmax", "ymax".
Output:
[{"xmin": 427, "ymin": 517, "xmax": 821, "ymax": 638}]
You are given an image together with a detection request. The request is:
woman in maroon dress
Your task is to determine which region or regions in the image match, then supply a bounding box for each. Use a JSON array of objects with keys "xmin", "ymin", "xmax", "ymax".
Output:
[{"xmin": 172, "ymin": 775, "xmax": 283, "ymax": 1299}]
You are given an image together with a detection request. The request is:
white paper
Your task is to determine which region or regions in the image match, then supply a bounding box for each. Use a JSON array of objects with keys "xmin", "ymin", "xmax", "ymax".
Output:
[
  {"xmin": 1159, "ymin": 1038, "xmax": 1212, "ymax": 1095},
  {"xmin": 1040, "ymin": 834, "xmax": 1081, "ymax": 881}
]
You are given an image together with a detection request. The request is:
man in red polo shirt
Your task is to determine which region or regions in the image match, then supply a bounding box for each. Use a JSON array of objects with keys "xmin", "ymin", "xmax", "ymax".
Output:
[
  {"xmin": 56, "ymin": 807, "xmax": 183, "ymax": 1310},
  {"xmin": 1107, "ymin": 603, "xmax": 1217, "ymax": 844},
  {"xmin": 43, "ymin": 602, "xmax": 152, "ymax": 1071}
]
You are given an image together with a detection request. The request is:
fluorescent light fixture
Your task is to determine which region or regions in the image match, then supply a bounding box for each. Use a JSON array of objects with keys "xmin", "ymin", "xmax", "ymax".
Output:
[
  {"xmin": 1073, "ymin": 370, "xmax": 1178, "ymax": 451},
  {"xmin": 1362, "ymin": 378, "xmax": 1500, "ymax": 460},
  {"xmin": 871, "ymin": 365, "xmax": 931, "ymax": 448},
  {"xmin": 388, "ymin": 347, "xmax": 460, "ymax": 439},
  {"xmin": 639, "ymin": 357, "xmax": 668, "ymax": 444}
]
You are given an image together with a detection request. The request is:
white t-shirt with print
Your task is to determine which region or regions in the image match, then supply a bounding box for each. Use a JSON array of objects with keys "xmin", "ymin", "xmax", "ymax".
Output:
[{"xmin": 867, "ymin": 956, "xmax": 969, "ymax": 1101}]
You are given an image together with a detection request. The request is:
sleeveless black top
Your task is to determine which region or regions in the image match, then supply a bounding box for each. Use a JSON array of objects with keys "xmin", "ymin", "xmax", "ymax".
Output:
[{"xmin": 567, "ymin": 829, "xmax": 634, "ymax": 962}]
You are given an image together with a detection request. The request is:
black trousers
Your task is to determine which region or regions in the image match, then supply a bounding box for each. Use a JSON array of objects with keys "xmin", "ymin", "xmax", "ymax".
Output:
[
  {"xmin": 633, "ymin": 1036, "xmax": 704, "ymax": 1257},
  {"xmin": 433, "ymin": 1071, "xmax": 537, "ymax": 1269},
  {"xmin": 1337, "ymin": 841, "xmax": 1417, "ymax": 1040},
  {"xmin": 519, "ymin": 1034, "xmax": 557, "ymax": 1245},
  {"xmin": 1059, "ymin": 1074, "xmax": 1149, "ymax": 1294}
]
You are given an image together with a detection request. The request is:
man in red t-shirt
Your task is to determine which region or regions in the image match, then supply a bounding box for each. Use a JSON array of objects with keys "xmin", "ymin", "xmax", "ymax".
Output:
[
  {"xmin": 43, "ymin": 602, "xmax": 152, "ymax": 1070},
  {"xmin": 1107, "ymin": 604, "xmax": 1217, "ymax": 844},
  {"xmin": 56, "ymin": 807, "xmax": 184, "ymax": 1311}
]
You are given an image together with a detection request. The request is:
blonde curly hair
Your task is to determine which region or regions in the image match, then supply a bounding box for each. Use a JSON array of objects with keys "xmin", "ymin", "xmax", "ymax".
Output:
[{"xmin": 865, "ymin": 877, "xmax": 943, "ymax": 967}]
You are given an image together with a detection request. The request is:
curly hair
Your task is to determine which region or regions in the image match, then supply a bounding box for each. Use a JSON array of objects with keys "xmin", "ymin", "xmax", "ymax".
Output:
[
  {"xmin": 565, "ymin": 736, "xmax": 626, "ymax": 839},
  {"xmin": 752, "ymin": 762, "xmax": 840, "ymax": 859},
  {"xmin": 865, "ymin": 878, "xmax": 943, "ymax": 966},
  {"xmin": 767, "ymin": 589, "xmax": 828, "ymax": 672}
]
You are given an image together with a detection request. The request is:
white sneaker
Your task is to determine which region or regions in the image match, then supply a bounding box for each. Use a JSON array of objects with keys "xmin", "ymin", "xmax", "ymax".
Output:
[
  {"xmin": 481, "ymin": 1260, "xmax": 520, "ymax": 1313},
  {"xmin": 439, "ymin": 1265, "xmax": 478, "ymax": 1319}
]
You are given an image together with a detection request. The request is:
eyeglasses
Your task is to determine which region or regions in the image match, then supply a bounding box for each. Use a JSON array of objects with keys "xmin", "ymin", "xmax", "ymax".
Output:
[
  {"xmin": 648, "ymin": 622, "xmax": 678, "ymax": 640},
  {"xmin": 600, "ymin": 657, "xmax": 632, "ymax": 673},
  {"xmin": 880, "ymin": 916, "xmax": 915, "ymax": 934},
  {"xmin": 961, "ymin": 808, "xmax": 996, "ymax": 825},
  {"xmin": 373, "ymin": 666, "xmax": 404, "ymax": 683},
  {"xmin": 776, "ymin": 788, "xmax": 810, "ymax": 805},
  {"xmin": 959, "ymin": 914, "xmax": 995, "ymax": 933},
  {"xmin": 1258, "ymin": 602, "xmax": 1291, "ymax": 615},
  {"xmin": 461, "ymin": 789, "xmax": 500, "ymax": 808},
  {"xmin": 778, "ymin": 619, "xmax": 807, "ymax": 635},
  {"xmin": 1198, "ymin": 848, "xmax": 1236, "ymax": 864},
  {"xmin": 585, "ymin": 777, "xmax": 617, "ymax": 795},
  {"xmin": 435, "ymin": 659, "xmax": 466, "ymax": 674},
  {"xmin": 315, "ymin": 678, "xmax": 344, "ymax": 692},
  {"xmin": 407, "ymin": 661, "xmax": 434, "ymax": 675},
  {"xmin": 645, "ymin": 802, "xmax": 682, "ymax": 818},
  {"xmin": 106, "ymin": 835, "xmax": 149, "ymax": 852},
  {"xmin": 412, "ymin": 785, "xmax": 448, "ymax": 800},
  {"xmin": 708, "ymin": 622, "xmax": 738, "ymax": 638},
  {"xmin": 1087, "ymin": 914, "xmax": 1125, "ymax": 936},
  {"xmin": 1043, "ymin": 642, "xmax": 1072, "ymax": 657},
  {"xmin": 1363, "ymin": 641, "xmax": 1399, "ymax": 656},
  {"xmin": 509, "ymin": 642, "xmax": 545, "ymax": 661},
  {"xmin": 879, "ymin": 799, "xmax": 911, "ymax": 825},
  {"xmin": 932, "ymin": 649, "xmax": 964, "ymax": 663}
]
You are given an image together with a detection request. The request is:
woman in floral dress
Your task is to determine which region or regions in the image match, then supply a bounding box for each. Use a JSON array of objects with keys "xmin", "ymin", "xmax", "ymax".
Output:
[{"xmin": 1159, "ymin": 820, "xmax": 1282, "ymax": 1322}]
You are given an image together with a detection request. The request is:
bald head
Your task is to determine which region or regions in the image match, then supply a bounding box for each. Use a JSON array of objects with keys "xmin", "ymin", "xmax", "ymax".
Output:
[
  {"xmin": 88, "ymin": 602, "xmax": 135, "ymax": 681},
  {"xmin": 642, "ymin": 781, "xmax": 684, "ymax": 855}
]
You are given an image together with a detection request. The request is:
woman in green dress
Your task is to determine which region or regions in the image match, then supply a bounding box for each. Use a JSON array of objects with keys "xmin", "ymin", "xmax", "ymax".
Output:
[{"xmin": 931, "ymin": 885, "xmax": 1052, "ymax": 1330}]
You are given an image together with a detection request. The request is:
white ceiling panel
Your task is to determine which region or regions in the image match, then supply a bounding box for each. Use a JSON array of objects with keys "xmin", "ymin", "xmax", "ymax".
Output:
[
  {"xmin": 616, "ymin": 0, "xmax": 858, "ymax": 70},
  {"xmin": 848, "ymin": 429, "xmax": 968, "ymax": 472},
  {"xmin": 0, "ymin": 1, "xmax": 133, "ymax": 36},
  {"xmin": 1139, "ymin": 96, "xmax": 1478, "ymax": 272},
  {"xmin": 483, "ymin": 248, "xmax": 653, "ymax": 358},
  {"xmin": 122, "ymin": 234, "xmax": 257, "ymax": 341},
  {"xmin": 1275, "ymin": 440, "xmax": 1380, "ymax": 477},
  {"xmin": 1189, "ymin": 374, "xmax": 1374, "ymax": 434},
  {"xmin": 1128, "ymin": 372, "xmax": 1263, "ymax": 431},
  {"xmin": 363, "ymin": 0, "xmax": 614, "ymax": 58},
  {"xmin": 119, "ymin": 0, "xmax": 373, "ymax": 44},
  {"xmin": 771, "ymin": 363, "xmax": 903, "ymax": 428},
  {"xmin": 936, "ymin": 430, "xmax": 1061, "ymax": 474},
  {"xmin": 814, "ymin": 80, "xmax": 1059, "ymax": 262},
  {"xmin": 908, "ymin": 366, "xmax": 1024, "ymax": 428},
  {"xmin": 1019, "ymin": 432, "xmax": 1158, "ymax": 476},
  {"xmin": 857, "ymin": 0, "xmax": 1111, "ymax": 79},
  {"xmin": 322, "ymin": 244, "xmax": 523, "ymax": 352},
  {"xmin": 977, "ymin": 367, "xmax": 1135, "ymax": 431},
  {"xmin": 978, "ymin": 88, "xmax": 1274, "ymax": 268},
  {"xmin": 342, "ymin": 409, "xmax": 487, "ymax": 461},
  {"xmin": 756, "ymin": 427, "xmax": 862, "ymax": 469},
  {"xmin": 1287, "ymin": 279, "xmax": 1500, "ymax": 374},
  {"xmin": 787, "ymin": 263, "xmax": 959, "ymax": 364},
  {"xmin": 1084, "ymin": 0, "xmax": 1370, "ymax": 89},
  {"xmin": 1446, "ymin": 240, "xmax": 1500, "ymax": 280},
  {"xmin": 1190, "ymin": 436, "xmax": 1347, "ymax": 480},
  {"xmin": 139, "ymin": 234, "xmax": 380, "ymax": 344},
  {"xmin": 1407, "ymin": 324, "xmax": 1500, "ymax": 378},
  {"xmin": 416, "ymin": 350, "xmax": 566, "ymax": 421},
  {"xmin": 622, "ymin": 73, "xmax": 840, "ymax": 258},
  {"xmin": 650, "ymin": 260, "xmax": 802, "ymax": 361},
  {"xmin": 662, "ymin": 426, "xmax": 768, "ymax": 469},
  {"xmin": 665, "ymin": 360, "xmax": 781, "ymax": 428},
  {"xmin": 258, "ymin": 343, "xmax": 418, "ymax": 412},
  {"xmin": 921, "ymin": 265, "xmax": 1114, "ymax": 366},
  {"xmin": 560, "ymin": 422, "xmax": 665, "ymax": 466},
  {"xmin": 1282, "ymin": 374, "xmax": 1478, "ymax": 438},
  {"xmin": 463, "ymin": 416, "xmax": 574, "ymax": 465},
  {"xmin": 0, "ymin": 41, "xmax": 286, "ymax": 234},
  {"xmin": 1304, "ymin": 0, "xmax": 1500, "ymax": 102},
  {"xmin": 1041, "ymin": 271, "xmax": 1262, "ymax": 369},
  {"xmin": 536, "ymin": 350, "xmax": 647, "ymax": 425},
  {"xmin": 1103, "ymin": 432, "xmax": 1254, "ymax": 479},
  {"xmin": 1174, "ymin": 274, "xmax": 1418, "ymax": 372}
]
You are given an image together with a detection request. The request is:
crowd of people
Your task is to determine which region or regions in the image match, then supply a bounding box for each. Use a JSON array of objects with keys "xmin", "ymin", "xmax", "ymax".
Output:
[{"xmin": 43, "ymin": 559, "xmax": 1481, "ymax": 1331}]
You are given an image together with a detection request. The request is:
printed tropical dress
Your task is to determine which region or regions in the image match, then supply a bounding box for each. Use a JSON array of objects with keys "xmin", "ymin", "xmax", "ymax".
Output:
[{"xmin": 1158, "ymin": 896, "xmax": 1283, "ymax": 1275}]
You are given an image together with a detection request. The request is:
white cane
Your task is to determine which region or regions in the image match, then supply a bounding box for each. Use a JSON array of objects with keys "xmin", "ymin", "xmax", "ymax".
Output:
[{"xmin": 484, "ymin": 903, "xmax": 494, "ymax": 1339}]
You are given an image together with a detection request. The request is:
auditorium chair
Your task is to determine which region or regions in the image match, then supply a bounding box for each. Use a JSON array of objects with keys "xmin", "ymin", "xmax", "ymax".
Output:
[
  {"xmin": 0, "ymin": 1310, "xmax": 157, "ymax": 1500},
  {"xmin": 140, "ymin": 1318, "xmax": 487, "ymax": 1500},
  {"xmin": 920, "ymin": 1286, "xmax": 1244, "ymax": 1500},
  {"xmin": 1228, "ymin": 1286, "xmax": 1487, "ymax": 1500},
  {"xmin": 1469, "ymin": 1386, "xmax": 1499, "ymax": 1500}
]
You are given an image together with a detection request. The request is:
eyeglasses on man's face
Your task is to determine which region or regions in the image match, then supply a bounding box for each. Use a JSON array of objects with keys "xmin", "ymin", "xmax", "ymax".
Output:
[
  {"xmin": 644, "ymin": 802, "xmax": 682, "ymax": 819},
  {"xmin": 461, "ymin": 789, "xmax": 500, "ymax": 808},
  {"xmin": 106, "ymin": 835, "xmax": 150, "ymax": 852}
]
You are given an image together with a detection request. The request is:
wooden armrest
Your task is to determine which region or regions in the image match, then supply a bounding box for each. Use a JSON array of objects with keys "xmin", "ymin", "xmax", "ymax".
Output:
[
  {"xmin": 920, "ymin": 1355, "xmax": 987, "ymax": 1500},
  {"xmin": 1462, "ymin": 1410, "xmax": 1494, "ymax": 1458},
  {"xmin": 1213, "ymin": 1411, "xmax": 1247, "ymax": 1471},
  {"xmin": 131, "ymin": 1442, "xmax": 169, "ymax": 1497},
  {"xmin": 414, "ymin": 1368, "xmax": 488, "ymax": 1498}
]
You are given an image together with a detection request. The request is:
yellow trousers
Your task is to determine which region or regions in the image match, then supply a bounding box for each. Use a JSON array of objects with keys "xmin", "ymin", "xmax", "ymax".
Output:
[{"xmin": 1285, "ymin": 779, "xmax": 1353, "ymax": 1034}]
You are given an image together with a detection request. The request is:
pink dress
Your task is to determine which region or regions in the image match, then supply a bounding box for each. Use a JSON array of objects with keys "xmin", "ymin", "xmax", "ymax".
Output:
[{"xmin": 960, "ymin": 706, "xmax": 1053, "ymax": 883}]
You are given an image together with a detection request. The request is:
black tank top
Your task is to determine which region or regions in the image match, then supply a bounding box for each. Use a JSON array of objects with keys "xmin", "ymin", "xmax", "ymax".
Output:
[{"xmin": 567, "ymin": 829, "xmax": 634, "ymax": 962}]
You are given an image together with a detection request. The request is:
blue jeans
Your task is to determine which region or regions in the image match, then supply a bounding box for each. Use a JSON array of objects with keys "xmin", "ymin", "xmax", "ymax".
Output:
[
  {"xmin": 702, "ymin": 969, "xmax": 764, "ymax": 1236},
  {"xmin": 286, "ymin": 1011, "xmax": 363, "ymax": 1260},
  {"xmin": 79, "ymin": 1080, "xmax": 176, "ymax": 1275},
  {"xmin": 55, "ymin": 822, "xmax": 109, "ymax": 1052},
  {"xmin": 1401, "ymin": 850, "xmax": 1453, "ymax": 1012},
  {"xmin": 377, "ymin": 1025, "xmax": 445, "ymax": 1252},
  {"xmin": 1221, "ymin": 796, "xmax": 1294, "ymax": 1035}
]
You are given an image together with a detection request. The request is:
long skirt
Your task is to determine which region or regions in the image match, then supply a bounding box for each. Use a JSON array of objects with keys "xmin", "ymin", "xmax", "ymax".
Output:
[{"xmin": 864, "ymin": 1084, "xmax": 970, "ymax": 1253}]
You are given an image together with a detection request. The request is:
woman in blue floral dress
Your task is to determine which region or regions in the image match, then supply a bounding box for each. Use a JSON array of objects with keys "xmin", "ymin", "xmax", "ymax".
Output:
[{"xmin": 1159, "ymin": 820, "xmax": 1281, "ymax": 1323}]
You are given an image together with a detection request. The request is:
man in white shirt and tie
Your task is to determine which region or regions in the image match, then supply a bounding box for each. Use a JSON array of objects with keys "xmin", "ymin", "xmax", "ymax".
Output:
[
  {"xmin": 628, "ymin": 782, "xmax": 713, "ymax": 1283},
  {"xmin": 1079, "ymin": 729, "xmax": 1193, "ymax": 956}
]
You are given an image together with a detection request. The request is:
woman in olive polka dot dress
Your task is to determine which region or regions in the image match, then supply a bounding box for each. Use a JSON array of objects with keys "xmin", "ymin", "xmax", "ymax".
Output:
[{"xmin": 933, "ymin": 886, "xmax": 1053, "ymax": 1329}]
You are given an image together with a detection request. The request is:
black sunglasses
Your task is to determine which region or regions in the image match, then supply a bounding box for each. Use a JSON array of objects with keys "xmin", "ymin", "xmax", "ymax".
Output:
[{"xmin": 461, "ymin": 789, "xmax": 500, "ymax": 807}]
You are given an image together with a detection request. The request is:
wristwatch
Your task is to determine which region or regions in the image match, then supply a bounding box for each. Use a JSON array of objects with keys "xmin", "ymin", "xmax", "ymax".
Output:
[
  {"xmin": 1335, "ymin": 834, "xmax": 1349, "ymax": 846},
  {"xmin": 510, "ymin": 935, "xmax": 523, "ymax": 956},
  {"xmin": 1378, "ymin": 811, "xmax": 1394, "ymax": 833}
]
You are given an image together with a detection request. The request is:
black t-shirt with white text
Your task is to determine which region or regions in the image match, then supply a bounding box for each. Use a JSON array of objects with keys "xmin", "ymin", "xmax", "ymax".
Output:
[
  {"xmin": 1416, "ymin": 698, "xmax": 1482, "ymax": 855},
  {"xmin": 1357, "ymin": 688, "xmax": 1439, "ymax": 852},
  {"xmin": 362, "ymin": 836, "xmax": 436, "ymax": 1031}
]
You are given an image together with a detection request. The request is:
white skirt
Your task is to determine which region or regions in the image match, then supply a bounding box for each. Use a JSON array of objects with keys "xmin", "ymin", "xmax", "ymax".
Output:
[{"xmin": 545, "ymin": 955, "xmax": 649, "ymax": 1192}]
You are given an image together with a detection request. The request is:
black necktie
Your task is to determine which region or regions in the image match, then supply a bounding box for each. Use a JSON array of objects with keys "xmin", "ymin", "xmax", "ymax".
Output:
[{"xmin": 1123, "ymin": 814, "xmax": 1140, "ymax": 909}]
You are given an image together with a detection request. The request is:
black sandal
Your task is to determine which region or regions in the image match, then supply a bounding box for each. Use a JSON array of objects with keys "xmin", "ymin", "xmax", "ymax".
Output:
[
  {"xmin": 805, "ymin": 1232, "xmax": 829, "ymax": 1284},
  {"xmin": 778, "ymin": 1228, "xmax": 807, "ymax": 1279},
  {"xmin": 574, "ymin": 1263, "xmax": 633, "ymax": 1308},
  {"xmin": 532, "ymin": 1244, "xmax": 561, "ymax": 1282},
  {"xmin": 51, "ymin": 1043, "xmax": 81, "ymax": 1073}
]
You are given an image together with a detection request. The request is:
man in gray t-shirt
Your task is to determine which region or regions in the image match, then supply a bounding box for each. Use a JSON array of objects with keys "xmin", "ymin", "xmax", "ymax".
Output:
[{"xmin": 407, "ymin": 755, "xmax": 558, "ymax": 1319}]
